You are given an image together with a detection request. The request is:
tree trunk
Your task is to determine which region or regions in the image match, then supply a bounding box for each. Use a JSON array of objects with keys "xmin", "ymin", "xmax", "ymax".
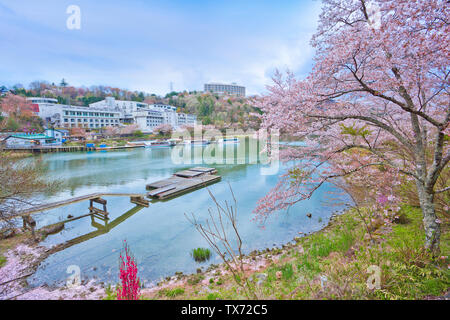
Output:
[{"xmin": 416, "ymin": 182, "xmax": 441, "ymax": 254}]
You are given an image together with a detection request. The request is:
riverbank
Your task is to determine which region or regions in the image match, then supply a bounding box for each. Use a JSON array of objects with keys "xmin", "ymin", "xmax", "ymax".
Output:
[
  {"xmin": 0, "ymin": 230, "xmax": 105, "ymax": 300},
  {"xmin": 1, "ymin": 205, "xmax": 448, "ymax": 300},
  {"xmin": 139, "ymin": 205, "xmax": 449, "ymax": 300}
]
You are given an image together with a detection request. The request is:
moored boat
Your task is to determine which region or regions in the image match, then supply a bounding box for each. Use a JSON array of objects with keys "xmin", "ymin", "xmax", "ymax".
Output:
[
  {"xmin": 145, "ymin": 140, "xmax": 175, "ymax": 148},
  {"xmin": 184, "ymin": 139, "xmax": 210, "ymax": 146},
  {"xmin": 217, "ymin": 137, "xmax": 240, "ymax": 144}
]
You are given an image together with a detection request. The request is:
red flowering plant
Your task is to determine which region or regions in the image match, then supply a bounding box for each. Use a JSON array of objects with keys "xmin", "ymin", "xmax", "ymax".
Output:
[{"xmin": 117, "ymin": 240, "xmax": 141, "ymax": 300}]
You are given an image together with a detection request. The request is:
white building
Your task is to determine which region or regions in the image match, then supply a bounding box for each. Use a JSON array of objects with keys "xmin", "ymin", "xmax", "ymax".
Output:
[
  {"xmin": 204, "ymin": 82, "xmax": 245, "ymax": 97},
  {"xmin": 27, "ymin": 97, "xmax": 59, "ymax": 116},
  {"xmin": 133, "ymin": 109, "xmax": 165, "ymax": 132},
  {"xmin": 90, "ymin": 97, "xmax": 148, "ymax": 115},
  {"xmin": 89, "ymin": 98, "xmax": 196, "ymax": 132},
  {"xmin": 28, "ymin": 96, "xmax": 197, "ymax": 132},
  {"xmin": 149, "ymin": 104, "xmax": 177, "ymax": 112},
  {"xmin": 177, "ymin": 113, "xmax": 197, "ymax": 127},
  {"xmin": 28, "ymin": 98, "xmax": 121, "ymax": 129}
]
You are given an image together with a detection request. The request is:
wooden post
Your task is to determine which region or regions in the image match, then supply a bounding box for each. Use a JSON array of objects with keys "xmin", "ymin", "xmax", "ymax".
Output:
[
  {"xmin": 22, "ymin": 215, "xmax": 37, "ymax": 239},
  {"xmin": 130, "ymin": 196, "xmax": 150, "ymax": 207},
  {"xmin": 89, "ymin": 197, "xmax": 108, "ymax": 218}
]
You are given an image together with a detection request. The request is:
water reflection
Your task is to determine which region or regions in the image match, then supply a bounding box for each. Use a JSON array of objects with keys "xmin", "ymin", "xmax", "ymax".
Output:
[{"xmin": 27, "ymin": 139, "xmax": 348, "ymax": 287}]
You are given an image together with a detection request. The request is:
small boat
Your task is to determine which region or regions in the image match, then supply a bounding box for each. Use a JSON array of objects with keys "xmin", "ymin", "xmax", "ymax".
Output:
[
  {"xmin": 145, "ymin": 140, "xmax": 175, "ymax": 148},
  {"xmin": 218, "ymin": 138, "xmax": 240, "ymax": 144},
  {"xmin": 127, "ymin": 141, "xmax": 146, "ymax": 147},
  {"xmin": 184, "ymin": 139, "xmax": 210, "ymax": 146}
]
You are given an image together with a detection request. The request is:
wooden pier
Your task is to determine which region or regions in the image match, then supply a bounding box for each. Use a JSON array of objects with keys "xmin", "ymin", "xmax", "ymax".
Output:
[
  {"xmin": 16, "ymin": 193, "xmax": 148, "ymax": 217},
  {"xmin": 12, "ymin": 167, "xmax": 220, "ymax": 238},
  {"xmin": 146, "ymin": 167, "xmax": 221, "ymax": 200},
  {"xmin": 16, "ymin": 167, "xmax": 219, "ymax": 217}
]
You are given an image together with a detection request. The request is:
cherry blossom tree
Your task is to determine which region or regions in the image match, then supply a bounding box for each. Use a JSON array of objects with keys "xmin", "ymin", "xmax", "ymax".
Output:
[
  {"xmin": 255, "ymin": 0, "xmax": 449, "ymax": 253},
  {"xmin": 104, "ymin": 126, "xmax": 120, "ymax": 137},
  {"xmin": 153, "ymin": 123, "xmax": 173, "ymax": 136},
  {"xmin": 120, "ymin": 124, "xmax": 140, "ymax": 135},
  {"xmin": 69, "ymin": 127, "xmax": 87, "ymax": 137},
  {"xmin": 0, "ymin": 93, "xmax": 33, "ymax": 117}
]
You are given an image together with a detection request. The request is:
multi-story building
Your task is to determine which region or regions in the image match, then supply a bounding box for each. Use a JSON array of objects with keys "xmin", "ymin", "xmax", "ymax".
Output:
[
  {"xmin": 28, "ymin": 98, "xmax": 121, "ymax": 129},
  {"xmin": 28, "ymin": 96, "xmax": 197, "ymax": 132},
  {"xmin": 59, "ymin": 107, "xmax": 121, "ymax": 129},
  {"xmin": 27, "ymin": 97, "xmax": 59, "ymax": 114},
  {"xmin": 91, "ymin": 98, "xmax": 196, "ymax": 132},
  {"xmin": 204, "ymin": 82, "xmax": 245, "ymax": 97},
  {"xmin": 177, "ymin": 113, "xmax": 197, "ymax": 127},
  {"xmin": 149, "ymin": 104, "xmax": 177, "ymax": 113},
  {"xmin": 90, "ymin": 97, "xmax": 148, "ymax": 115},
  {"xmin": 133, "ymin": 109, "xmax": 165, "ymax": 132}
]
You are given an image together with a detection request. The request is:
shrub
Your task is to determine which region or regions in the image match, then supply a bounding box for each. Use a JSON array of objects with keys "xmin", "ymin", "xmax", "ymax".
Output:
[
  {"xmin": 191, "ymin": 247, "xmax": 211, "ymax": 262},
  {"xmin": 165, "ymin": 287, "xmax": 185, "ymax": 298},
  {"xmin": 133, "ymin": 130, "xmax": 144, "ymax": 137},
  {"xmin": 117, "ymin": 240, "xmax": 141, "ymax": 300}
]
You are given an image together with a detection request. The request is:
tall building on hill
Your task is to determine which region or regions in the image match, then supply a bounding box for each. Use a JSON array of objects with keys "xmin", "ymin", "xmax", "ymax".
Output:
[{"xmin": 204, "ymin": 82, "xmax": 245, "ymax": 97}]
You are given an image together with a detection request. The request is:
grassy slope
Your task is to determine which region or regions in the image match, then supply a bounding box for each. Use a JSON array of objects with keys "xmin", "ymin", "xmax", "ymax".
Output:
[{"xmin": 141, "ymin": 205, "xmax": 449, "ymax": 300}]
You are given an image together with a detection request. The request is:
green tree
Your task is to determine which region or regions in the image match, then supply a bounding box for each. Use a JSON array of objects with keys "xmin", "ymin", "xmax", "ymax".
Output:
[{"xmin": 5, "ymin": 117, "xmax": 19, "ymax": 131}]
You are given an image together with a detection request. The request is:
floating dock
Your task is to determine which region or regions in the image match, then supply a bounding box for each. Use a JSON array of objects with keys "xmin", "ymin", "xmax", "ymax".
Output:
[
  {"xmin": 13, "ymin": 167, "xmax": 220, "ymax": 237},
  {"xmin": 146, "ymin": 167, "xmax": 221, "ymax": 200}
]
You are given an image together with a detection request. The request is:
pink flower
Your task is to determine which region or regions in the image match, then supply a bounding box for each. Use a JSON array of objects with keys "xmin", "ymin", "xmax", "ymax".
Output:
[{"xmin": 117, "ymin": 240, "xmax": 141, "ymax": 300}]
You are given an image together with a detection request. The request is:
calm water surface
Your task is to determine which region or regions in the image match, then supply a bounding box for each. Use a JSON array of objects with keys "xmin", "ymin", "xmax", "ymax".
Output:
[{"xmin": 27, "ymin": 140, "xmax": 348, "ymax": 287}]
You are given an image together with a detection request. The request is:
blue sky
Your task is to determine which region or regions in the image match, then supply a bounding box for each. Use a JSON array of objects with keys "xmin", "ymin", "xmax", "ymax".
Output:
[{"xmin": 0, "ymin": 0, "xmax": 321, "ymax": 95}]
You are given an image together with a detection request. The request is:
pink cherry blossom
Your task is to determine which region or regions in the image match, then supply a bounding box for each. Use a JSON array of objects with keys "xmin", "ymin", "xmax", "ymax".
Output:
[{"xmin": 254, "ymin": 0, "xmax": 449, "ymax": 252}]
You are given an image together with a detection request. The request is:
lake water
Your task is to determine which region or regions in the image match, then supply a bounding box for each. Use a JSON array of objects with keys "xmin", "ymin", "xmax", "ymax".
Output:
[{"xmin": 26, "ymin": 139, "xmax": 348, "ymax": 288}]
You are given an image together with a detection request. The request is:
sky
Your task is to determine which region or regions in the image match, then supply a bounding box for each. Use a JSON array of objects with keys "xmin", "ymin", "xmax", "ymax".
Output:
[{"xmin": 0, "ymin": 0, "xmax": 322, "ymax": 96}]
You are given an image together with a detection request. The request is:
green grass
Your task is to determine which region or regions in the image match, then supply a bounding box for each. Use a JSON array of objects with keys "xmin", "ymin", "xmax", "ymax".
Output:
[
  {"xmin": 146, "ymin": 203, "xmax": 449, "ymax": 300},
  {"xmin": 103, "ymin": 285, "xmax": 117, "ymax": 300},
  {"xmin": 281, "ymin": 263, "xmax": 294, "ymax": 280},
  {"xmin": 164, "ymin": 287, "xmax": 185, "ymax": 298},
  {"xmin": 0, "ymin": 254, "xmax": 6, "ymax": 268},
  {"xmin": 207, "ymin": 292, "xmax": 221, "ymax": 300},
  {"xmin": 191, "ymin": 247, "xmax": 211, "ymax": 262},
  {"xmin": 229, "ymin": 205, "xmax": 447, "ymax": 299}
]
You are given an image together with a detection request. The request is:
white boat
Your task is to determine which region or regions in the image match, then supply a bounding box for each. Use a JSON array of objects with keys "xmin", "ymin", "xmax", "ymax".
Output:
[
  {"xmin": 183, "ymin": 140, "xmax": 210, "ymax": 146},
  {"xmin": 218, "ymin": 138, "xmax": 240, "ymax": 144},
  {"xmin": 144, "ymin": 140, "xmax": 175, "ymax": 148}
]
